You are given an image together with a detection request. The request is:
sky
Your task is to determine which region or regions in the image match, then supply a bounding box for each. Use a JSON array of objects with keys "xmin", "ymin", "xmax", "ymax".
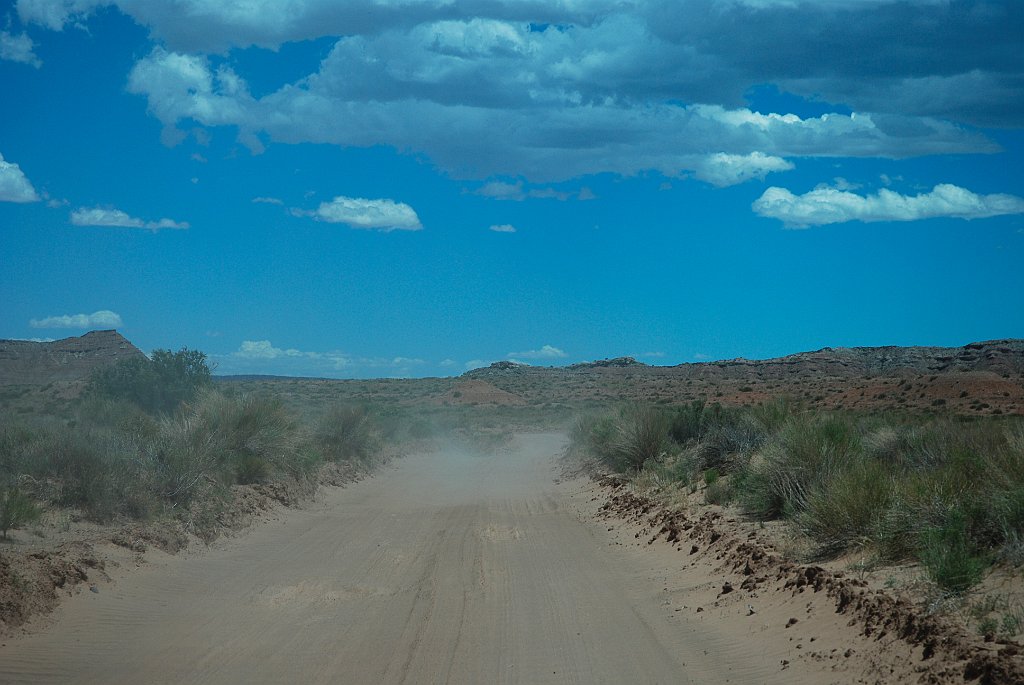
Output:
[{"xmin": 1, "ymin": 0, "xmax": 1023, "ymax": 378}]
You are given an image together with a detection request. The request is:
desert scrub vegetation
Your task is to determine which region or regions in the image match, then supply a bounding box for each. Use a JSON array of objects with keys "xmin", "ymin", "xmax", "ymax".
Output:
[
  {"xmin": 571, "ymin": 399, "xmax": 1024, "ymax": 593},
  {"xmin": 0, "ymin": 349, "xmax": 392, "ymax": 538},
  {"xmin": 88, "ymin": 347, "xmax": 212, "ymax": 414}
]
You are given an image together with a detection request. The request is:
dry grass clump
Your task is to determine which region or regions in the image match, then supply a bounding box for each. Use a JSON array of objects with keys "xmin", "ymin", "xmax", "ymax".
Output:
[
  {"xmin": 314, "ymin": 404, "xmax": 381, "ymax": 467},
  {"xmin": 571, "ymin": 405, "xmax": 668, "ymax": 471}
]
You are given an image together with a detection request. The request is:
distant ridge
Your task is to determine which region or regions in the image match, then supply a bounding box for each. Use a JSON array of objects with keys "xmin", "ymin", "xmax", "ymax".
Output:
[
  {"xmin": 0, "ymin": 330, "xmax": 146, "ymax": 385},
  {"xmin": 456, "ymin": 339, "xmax": 1024, "ymax": 415},
  {"xmin": 567, "ymin": 356, "xmax": 645, "ymax": 370},
  {"xmin": 463, "ymin": 340, "xmax": 1024, "ymax": 380},
  {"xmin": 673, "ymin": 339, "xmax": 1024, "ymax": 379}
]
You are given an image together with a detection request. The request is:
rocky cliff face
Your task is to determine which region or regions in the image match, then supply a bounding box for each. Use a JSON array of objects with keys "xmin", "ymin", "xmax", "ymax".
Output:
[{"xmin": 0, "ymin": 330, "xmax": 147, "ymax": 385}]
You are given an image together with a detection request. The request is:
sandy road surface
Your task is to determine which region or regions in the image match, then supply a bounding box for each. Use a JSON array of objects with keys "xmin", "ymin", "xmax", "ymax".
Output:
[{"xmin": 1, "ymin": 434, "xmax": 792, "ymax": 684}]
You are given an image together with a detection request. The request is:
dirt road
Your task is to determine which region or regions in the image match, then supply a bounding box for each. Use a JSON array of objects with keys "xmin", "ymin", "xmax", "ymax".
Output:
[{"xmin": 1, "ymin": 434, "xmax": 800, "ymax": 684}]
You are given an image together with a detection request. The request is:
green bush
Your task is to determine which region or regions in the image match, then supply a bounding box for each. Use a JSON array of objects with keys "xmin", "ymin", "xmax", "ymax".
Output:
[
  {"xmin": 797, "ymin": 457, "xmax": 892, "ymax": 549},
  {"xmin": 315, "ymin": 404, "xmax": 380, "ymax": 466},
  {"xmin": 739, "ymin": 413, "xmax": 860, "ymax": 519},
  {"xmin": 88, "ymin": 347, "xmax": 212, "ymax": 414},
  {"xmin": 1, "ymin": 486, "xmax": 41, "ymax": 539},
  {"xmin": 570, "ymin": 405, "xmax": 670, "ymax": 472},
  {"xmin": 668, "ymin": 400, "xmax": 706, "ymax": 445},
  {"xmin": 606, "ymin": 405, "xmax": 669, "ymax": 471},
  {"xmin": 919, "ymin": 510, "xmax": 989, "ymax": 593}
]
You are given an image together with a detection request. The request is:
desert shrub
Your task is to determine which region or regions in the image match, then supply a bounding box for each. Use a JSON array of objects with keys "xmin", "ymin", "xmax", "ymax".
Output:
[
  {"xmin": 919, "ymin": 509, "xmax": 989, "ymax": 593},
  {"xmin": 703, "ymin": 467, "xmax": 735, "ymax": 505},
  {"xmin": 605, "ymin": 404, "xmax": 670, "ymax": 471},
  {"xmin": 190, "ymin": 390, "xmax": 304, "ymax": 484},
  {"xmin": 692, "ymin": 414, "xmax": 765, "ymax": 472},
  {"xmin": 150, "ymin": 410, "xmax": 223, "ymax": 508},
  {"xmin": 20, "ymin": 424, "xmax": 158, "ymax": 521},
  {"xmin": 0, "ymin": 422, "xmax": 38, "ymax": 478},
  {"xmin": 570, "ymin": 413, "xmax": 611, "ymax": 463},
  {"xmin": 143, "ymin": 390, "xmax": 311, "ymax": 510},
  {"xmin": 705, "ymin": 478, "xmax": 733, "ymax": 505},
  {"xmin": 570, "ymin": 405, "xmax": 670, "ymax": 472},
  {"xmin": 315, "ymin": 404, "xmax": 380, "ymax": 466},
  {"xmin": 73, "ymin": 396, "xmax": 159, "ymax": 438},
  {"xmin": 88, "ymin": 347, "xmax": 212, "ymax": 414},
  {"xmin": 0, "ymin": 486, "xmax": 41, "ymax": 539},
  {"xmin": 739, "ymin": 413, "xmax": 860, "ymax": 519},
  {"xmin": 796, "ymin": 457, "xmax": 892, "ymax": 549},
  {"xmin": 668, "ymin": 400, "xmax": 706, "ymax": 445},
  {"xmin": 749, "ymin": 396, "xmax": 797, "ymax": 433}
]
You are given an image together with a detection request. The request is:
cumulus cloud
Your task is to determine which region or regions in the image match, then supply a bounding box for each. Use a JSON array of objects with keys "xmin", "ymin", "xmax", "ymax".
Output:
[
  {"xmin": 252, "ymin": 196, "xmax": 283, "ymax": 205},
  {"xmin": 489, "ymin": 223, "xmax": 517, "ymax": 233},
  {"xmin": 124, "ymin": 40, "xmax": 993, "ymax": 184},
  {"xmin": 298, "ymin": 196, "xmax": 422, "ymax": 231},
  {"xmin": 234, "ymin": 340, "xmax": 307, "ymax": 360},
  {"xmin": 753, "ymin": 183, "xmax": 1024, "ymax": 228},
  {"xmin": 508, "ymin": 344, "xmax": 567, "ymax": 360},
  {"xmin": 23, "ymin": 1, "xmax": 1019, "ymax": 185},
  {"xmin": 70, "ymin": 206, "xmax": 190, "ymax": 230},
  {"xmin": 30, "ymin": 309, "xmax": 123, "ymax": 329},
  {"xmin": 0, "ymin": 152, "xmax": 40, "ymax": 203},
  {"xmin": 0, "ymin": 31, "xmax": 41, "ymax": 67},
  {"xmin": 688, "ymin": 152, "xmax": 794, "ymax": 187}
]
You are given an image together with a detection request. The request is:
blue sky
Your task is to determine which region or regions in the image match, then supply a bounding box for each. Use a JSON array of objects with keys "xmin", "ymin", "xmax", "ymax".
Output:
[{"xmin": 1, "ymin": 0, "xmax": 1022, "ymax": 378}]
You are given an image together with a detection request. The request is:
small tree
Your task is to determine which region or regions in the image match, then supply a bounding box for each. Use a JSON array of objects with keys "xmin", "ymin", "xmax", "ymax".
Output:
[
  {"xmin": 89, "ymin": 347, "xmax": 212, "ymax": 414},
  {"xmin": 1, "ymin": 487, "xmax": 41, "ymax": 539}
]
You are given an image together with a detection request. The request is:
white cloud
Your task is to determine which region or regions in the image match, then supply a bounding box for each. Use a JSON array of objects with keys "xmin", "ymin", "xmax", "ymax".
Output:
[
  {"xmin": 688, "ymin": 152, "xmax": 794, "ymax": 187},
  {"xmin": 70, "ymin": 206, "xmax": 190, "ymax": 230},
  {"xmin": 489, "ymin": 223, "xmax": 517, "ymax": 233},
  {"xmin": 22, "ymin": 0, "xmax": 1022, "ymax": 131},
  {"xmin": 252, "ymin": 196, "xmax": 283, "ymax": 205},
  {"xmin": 473, "ymin": 180, "xmax": 595, "ymax": 201},
  {"xmin": 300, "ymin": 196, "xmax": 422, "ymax": 231},
  {"xmin": 224, "ymin": 340, "xmax": 427, "ymax": 377},
  {"xmin": 122, "ymin": 37, "xmax": 994, "ymax": 185},
  {"xmin": 475, "ymin": 180, "xmax": 525, "ymax": 200},
  {"xmin": 464, "ymin": 359, "xmax": 489, "ymax": 370},
  {"xmin": 234, "ymin": 340, "xmax": 308, "ymax": 359},
  {"xmin": 753, "ymin": 183, "xmax": 1024, "ymax": 228},
  {"xmin": 30, "ymin": 309, "xmax": 123, "ymax": 329},
  {"xmin": 23, "ymin": 1, "xmax": 1017, "ymax": 189},
  {"xmin": 0, "ymin": 152, "xmax": 40, "ymax": 203},
  {"xmin": 508, "ymin": 344, "xmax": 567, "ymax": 360},
  {"xmin": 0, "ymin": 31, "xmax": 41, "ymax": 67},
  {"xmin": 16, "ymin": 0, "xmax": 98, "ymax": 31}
]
